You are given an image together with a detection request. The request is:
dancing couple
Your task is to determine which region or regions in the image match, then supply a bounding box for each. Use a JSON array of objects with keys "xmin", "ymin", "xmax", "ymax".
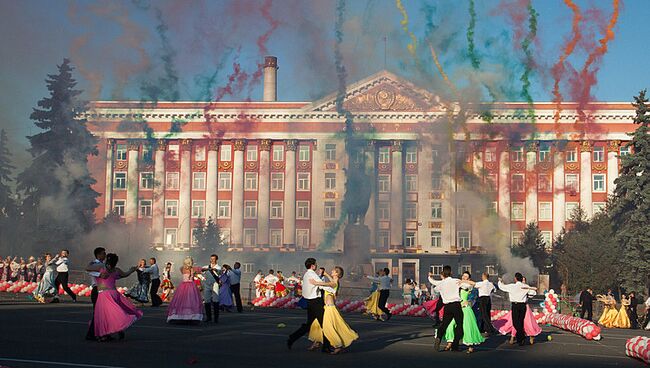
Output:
[
  {"xmin": 287, "ymin": 258, "xmax": 358, "ymax": 354},
  {"xmin": 497, "ymin": 273, "xmax": 538, "ymax": 346}
]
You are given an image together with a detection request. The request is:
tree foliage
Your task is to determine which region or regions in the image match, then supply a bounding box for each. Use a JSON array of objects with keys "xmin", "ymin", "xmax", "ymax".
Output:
[
  {"xmin": 192, "ymin": 216, "xmax": 222, "ymax": 250},
  {"xmin": 512, "ymin": 221, "xmax": 548, "ymax": 273}
]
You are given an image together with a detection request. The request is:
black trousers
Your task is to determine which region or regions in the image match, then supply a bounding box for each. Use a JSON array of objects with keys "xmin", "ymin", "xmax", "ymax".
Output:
[
  {"xmin": 86, "ymin": 286, "xmax": 98, "ymax": 339},
  {"xmin": 288, "ymin": 297, "xmax": 331, "ymax": 349},
  {"xmin": 231, "ymin": 283, "xmax": 243, "ymax": 312},
  {"xmin": 512, "ymin": 302, "xmax": 527, "ymax": 345},
  {"xmin": 54, "ymin": 272, "xmax": 76, "ymax": 300},
  {"xmin": 580, "ymin": 304, "xmax": 593, "ymax": 321},
  {"xmin": 478, "ymin": 296, "xmax": 496, "ymax": 333},
  {"xmin": 378, "ymin": 289, "xmax": 391, "ymax": 317},
  {"xmin": 437, "ymin": 301, "xmax": 463, "ymax": 349},
  {"xmin": 629, "ymin": 307, "xmax": 639, "ymax": 329},
  {"xmin": 150, "ymin": 278, "xmax": 162, "ymax": 306}
]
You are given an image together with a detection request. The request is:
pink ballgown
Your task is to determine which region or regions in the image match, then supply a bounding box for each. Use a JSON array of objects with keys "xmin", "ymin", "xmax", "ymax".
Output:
[
  {"xmin": 493, "ymin": 305, "xmax": 542, "ymax": 337},
  {"xmin": 166, "ymin": 270, "xmax": 203, "ymax": 322},
  {"xmin": 93, "ymin": 269, "xmax": 143, "ymax": 337}
]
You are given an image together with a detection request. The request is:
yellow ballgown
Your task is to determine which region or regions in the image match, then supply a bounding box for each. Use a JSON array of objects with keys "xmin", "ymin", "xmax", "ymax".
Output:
[
  {"xmin": 365, "ymin": 290, "xmax": 381, "ymax": 316},
  {"xmin": 308, "ymin": 286, "xmax": 359, "ymax": 348},
  {"xmin": 612, "ymin": 298, "xmax": 631, "ymax": 328},
  {"xmin": 597, "ymin": 295, "xmax": 618, "ymax": 328}
]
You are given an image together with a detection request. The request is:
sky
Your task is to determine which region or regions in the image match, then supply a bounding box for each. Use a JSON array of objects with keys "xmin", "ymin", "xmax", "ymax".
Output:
[{"xmin": 1, "ymin": 0, "xmax": 648, "ymax": 169}]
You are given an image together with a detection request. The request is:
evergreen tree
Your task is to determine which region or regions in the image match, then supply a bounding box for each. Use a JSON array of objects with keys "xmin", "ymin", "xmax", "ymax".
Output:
[
  {"xmin": 610, "ymin": 90, "xmax": 650, "ymax": 292},
  {"xmin": 0, "ymin": 129, "xmax": 17, "ymax": 251},
  {"xmin": 192, "ymin": 216, "xmax": 222, "ymax": 249},
  {"xmin": 17, "ymin": 59, "xmax": 99, "ymax": 246},
  {"xmin": 512, "ymin": 221, "xmax": 548, "ymax": 272}
]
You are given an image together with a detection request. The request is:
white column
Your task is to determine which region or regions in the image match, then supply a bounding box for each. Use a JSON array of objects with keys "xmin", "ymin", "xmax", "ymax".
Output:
[
  {"xmin": 390, "ymin": 141, "xmax": 403, "ymax": 249},
  {"xmin": 525, "ymin": 143, "xmax": 538, "ymax": 225},
  {"xmin": 442, "ymin": 147, "xmax": 456, "ymax": 251},
  {"xmin": 552, "ymin": 148, "xmax": 565, "ymax": 237},
  {"xmin": 258, "ymin": 140, "xmax": 271, "ymax": 247},
  {"xmin": 579, "ymin": 142, "xmax": 593, "ymax": 218},
  {"xmin": 206, "ymin": 141, "xmax": 218, "ymax": 220},
  {"xmin": 104, "ymin": 140, "xmax": 114, "ymax": 216},
  {"xmin": 284, "ymin": 140, "xmax": 297, "ymax": 247},
  {"xmin": 471, "ymin": 147, "xmax": 483, "ymax": 248},
  {"xmin": 152, "ymin": 140, "xmax": 166, "ymax": 246},
  {"xmin": 497, "ymin": 144, "xmax": 511, "ymax": 243},
  {"xmin": 178, "ymin": 140, "xmax": 192, "ymax": 248},
  {"xmin": 418, "ymin": 145, "xmax": 432, "ymax": 250},
  {"xmin": 310, "ymin": 140, "xmax": 324, "ymax": 249},
  {"xmin": 231, "ymin": 139, "xmax": 246, "ymax": 247},
  {"xmin": 607, "ymin": 141, "xmax": 619, "ymax": 195},
  {"xmin": 125, "ymin": 141, "xmax": 139, "ymax": 223}
]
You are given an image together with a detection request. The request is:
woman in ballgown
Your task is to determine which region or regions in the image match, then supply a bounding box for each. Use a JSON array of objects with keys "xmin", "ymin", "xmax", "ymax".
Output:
[
  {"xmin": 167, "ymin": 257, "xmax": 203, "ymax": 323},
  {"xmin": 161, "ymin": 262, "xmax": 175, "ymax": 302},
  {"xmin": 364, "ymin": 273, "xmax": 382, "ymax": 320},
  {"xmin": 442, "ymin": 272, "xmax": 485, "ymax": 353},
  {"xmin": 86, "ymin": 253, "xmax": 141, "ymax": 342},
  {"xmin": 308, "ymin": 267, "xmax": 359, "ymax": 354},
  {"xmin": 493, "ymin": 277, "xmax": 541, "ymax": 345},
  {"xmin": 33, "ymin": 253, "xmax": 58, "ymax": 303},
  {"xmin": 126, "ymin": 259, "xmax": 151, "ymax": 304},
  {"xmin": 26, "ymin": 257, "xmax": 37, "ymax": 283},
  {"xmin": 612, "ymin": 294, "xmax": 631, "ymax": 328},
  {"xmin": 597, "ymin": 294, "xmax": 619, "ymax": 328},
  {"xmin": 219, "ymin": 265, "xmax": 234, "ymax": 312}
]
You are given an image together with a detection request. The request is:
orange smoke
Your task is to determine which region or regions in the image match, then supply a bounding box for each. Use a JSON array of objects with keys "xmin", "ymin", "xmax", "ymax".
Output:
[{"xmin": 428, "ymin": 42, "xmax": 459, "ymax": 101}]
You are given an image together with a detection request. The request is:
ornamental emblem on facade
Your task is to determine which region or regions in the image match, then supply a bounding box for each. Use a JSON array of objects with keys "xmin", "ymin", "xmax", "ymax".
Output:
[
  {"xmin": 375, "ymin": 89, "xmax": 396, "ymax": 110},
  {"xmin": 233, "ymin": 139, "xmax": 246, "ymax": 151},
  {"xmin": 297, "ymin": 161, "xmax": 312, "ymax": 171},
  {"xmin": 218, "ymin": 162, "xmax": 232, "ymax": 171},
  {"xmin": 259, "ymin": 139, "xmax": 272, "ymax": 151},
  {"xmin": 285, "ymin": 139, "xmax": 297, "ymax": 151},
  {"xmin": 115, "ymin": 161, "xmax": 127, "ymax": 170},
  {"xmin": 245, "ymin": 162, "xmax": 258, "ymax": 171},
  {"xmin": 192, "ymin": 162, "xmax": 206, "ymax": 171}
]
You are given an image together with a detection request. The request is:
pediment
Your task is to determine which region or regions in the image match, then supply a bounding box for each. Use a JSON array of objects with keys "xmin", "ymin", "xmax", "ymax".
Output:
[{"xmin": 306, "ymin": 71, "xmax": 441, "ymax": 113}]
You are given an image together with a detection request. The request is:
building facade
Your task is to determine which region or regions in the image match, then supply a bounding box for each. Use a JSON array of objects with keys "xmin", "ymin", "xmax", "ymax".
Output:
[{"xmin": 85, "ymin": 62, "xmax": 637, "ymax": 286}]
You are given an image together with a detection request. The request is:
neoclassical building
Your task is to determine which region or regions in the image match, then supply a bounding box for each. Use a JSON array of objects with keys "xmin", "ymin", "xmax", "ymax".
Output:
[{"xmin": 85, "ymin": 57, "xmax": 637, "ymax": 285}]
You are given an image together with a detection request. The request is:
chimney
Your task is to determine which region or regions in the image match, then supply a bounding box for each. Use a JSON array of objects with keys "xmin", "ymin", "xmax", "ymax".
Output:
[{"xmin": 263, "ymin": 56, "xmax": 278, "ymax": 102}]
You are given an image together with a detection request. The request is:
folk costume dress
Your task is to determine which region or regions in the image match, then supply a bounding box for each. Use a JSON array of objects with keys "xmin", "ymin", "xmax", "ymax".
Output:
[
  {"xmin": 309, "ymin": 284, "xmax": 359, "ymax": 348},
  {"xmin": 93, "ymin": 268, "xmax": 143, "ymax": 337},
  {"xmin": 443, "ymin": 288, "xmax": 485, "ymax": 346}
]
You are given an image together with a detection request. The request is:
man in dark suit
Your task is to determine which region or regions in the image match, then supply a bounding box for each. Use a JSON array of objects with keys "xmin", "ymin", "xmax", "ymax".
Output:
[{"xmin": 579, "ymin": 287, "xmax": 594, "ymax": 321}]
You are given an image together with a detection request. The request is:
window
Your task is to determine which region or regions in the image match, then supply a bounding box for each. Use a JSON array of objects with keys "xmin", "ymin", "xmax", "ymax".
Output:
[
  {"xmin": 565, "ymin": 174, "xmax": 579, "ymax": 193},
  {"xmin": 620, "ymin": 145, "xmax": 630, "ymax": 156},
  {"xmin": 325, "ymin": 173, "xmax": 336, "ymax": 190},
  {"xmin": 431, "ymin": 231, "xmax": 442, "ymax": 248},
  {"xmin": 378, "ymin": 147, "xmax": 390, "ymax": 164},
  {"xmin": 539, "ymin": 144, "xmax": 551, "ymax": 162},
  {"xmin": 218, "ymin": 200, "xmax": 231, "ymax": 218},
  {"xmin": 243, "ymin": 229, "xmax": 256, "ymax": 247},
  {"xmin": 166, "ymin": 172, "xmax": 179, "ymax": 190},
  {"xmin": 511, "ymin": 231, "xmax": 524, "ymax": 246},
  {"xmin": 405, "ymin": 175, "xmax": 417, "ymax": 192},
  {"xmin": 539, "ymin": 202, "xmax": 552, "ymax": 220},
  {"xmin": 378, "ymin": 202, "xmax": 390, "ymax": 220},
  {"xmin": 593, "ymin": 202, "xmax": 606, "ymax": 214},
  {"xmin": 218, "ymin": 172, "xmax": 232, "ymax": 190},
  {"xmin": 220, "ymin": 145, "xmax": 232, "ymax": 161},
  {"xmin": 457, "ymin": 231, "xmax": 471, "ymax": 249},
  {"xmin": 297, "ymin": 201, "xmax": 310, "ymax": 219},
  {"xmin": 457, "ymin": 204, "xmax": 468, "ymax": 220},
  {"xmin": 566, "ymin": 149, "xmax": 577, "ymax": 162},
  {"xmin": 242, "ymin": 263, "xmax": 255, "ymax": 274},
  {"xmin": 113, "ymin": 200, "xmax": 125, "ymax": 217},
  {"xmin": 116, "ymin": 144, "xmax": 127, "ymax": 161},
  {"xmin": 325, "ymin": 144, "xmax": 337, "ymax": 161},
  {"xmin": 565, "ymin": 202, "xmax": 579, "ymax": 220},
  {"xmin": 140, "ymin": 172, "xmax": 154, "ymax": 190},
  {"xmin": 378, "ymin": 231, "xmax": 389, "ymax": 248},
  {"xmin": 165, "ymin": 200, "xmax": 178, "ymax": 217},
  {"xmin": 296, "ymin": 229, "xmax": 309, "ymax": 249},
  {"xmin": 593, "ymin": 174, "xmax": 605, "ymax": 192},
  {"xmin": 512, "ymin": 146, "xmax": 524, "ymax": 162},
  {"xmin": 461, "ymin": 264, "xmax": 472, "ymax": 274},
  {"xmin": 297, "ymin": 173, "xmax": 310, "ymax": 191},
  {"xmin": 378, "ymin": 175, "xmax": 390, "ymax": 193},
  {"xmin": 405, "ymin": 146, "xmax": 417, "ymax": 163},
  {"xmin": 272, "ymin": 145, "xmax": 284, "ymax": 161},
  {"xmin": 430, "ymin": 265, "xmax": 443, "ymax": 276},
  {"xmin": 192, "ymin": 172, "xmax": 206, "ymax": 190},
  {"xmin": 270, "ymin": 201, "xmax": 283, "ymax": 219},
  {"xmin": 431, "ymin": 174, "xmax": 442, "ymax": 190},
  {"xmin": 538, "ymin": 173, "xmax": 552, "ymax": 193},
  {"xmin": 324, "ymin": 201, "xmax": 336, "ymax": 219},
  {"xmin": 405, "ymin": 202, "xmax": 417, "ymax": 220},
  {"xmin": 486, "ymin": 265, "xmax": 497, "ymax": 276},
  {"xmin": 164, "ymin": 229, "xmax": 177, "ymax": 247},
  {"xmin": 511, "ymin": 202, "xmax": 525, "ymax": 220},
  {"xmin": 270, "ymin": 229, "xmax": 283, "ymax": 247},
  {"xmin": 431, "ymin": 202, "xmax": 442, "ymax": 219},
  {"xmin": 167, "ymin": 144, "xmax": 179, "ymax": 160},
  {"xmin": 191, "ymin": 200, "xmax": 205, "ymax": 218},
  {"xmin": 139, "ymin": 200, "xmax": 152, "ymax": 218},
  {"xmin": 593, "ymin": 146, "xmax": 604, "ymax": 162},
  {"xmin": 142, "ymin": 144, "xmax": 152, "ymax": 162},
  {"xmin": 486, "ymin": 174, "xmax": 497, "ymax": 192},
  {"xmin": 194, "ymin": 146, "xmax": 206, "ymax": 161},
  {"xmin": 298, "ymin": 145, "xmax": 310, "ymax": 161},
  {"xmin": 485, "ymin": 147, "xmax": 496, "ymax": 162},
  {"xmin": 114, "ymin": 172, "xmax": 127, "ymax": 190},
  {"xmin": 244, "ymin": 201, "xmax": 257, "ymax": 219},
  {"xmin": 405, "ymin": 232, "xmax": 416, "ymax": 247},
  {"xmin": 246, "ymin": 145, "xmax": 258, "ymax": 161},
  {"xmin": 488, "ymin": 202, "xmax": 498, "ymax": 216},
  {"xmin": 541, "ymin": 231, "xmax": 553, "ymax": 248},
  {"xmin": 245, "ymin": 173, "xmax": 258, "ymax": 191},
  {"xmin": 271, "ymin": 173, "xmax": 284, "ymax": 191},
  {"xmin": 511, "ymin": 174, "xmax": 525, "ymax": 192}
]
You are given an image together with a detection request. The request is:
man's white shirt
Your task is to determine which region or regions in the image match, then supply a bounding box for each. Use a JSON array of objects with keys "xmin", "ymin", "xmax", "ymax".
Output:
[
  {"xmin": 475, "ymin": 280, "xmax": 496, "ymax": 297},
  {"xmin": 436, "ymin": 277, "xmax": 461, "ymax": 304},
  {"xmin": 55, "ymin": 257, "xmax": 69, "ymax": 273},
  {"xmin": 302, "ymin": 269, "xmax": 321, "ymax": 300},
  {"xmin": 498, "ymin": 281, "xmax": 534, "ymax": 303}
]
